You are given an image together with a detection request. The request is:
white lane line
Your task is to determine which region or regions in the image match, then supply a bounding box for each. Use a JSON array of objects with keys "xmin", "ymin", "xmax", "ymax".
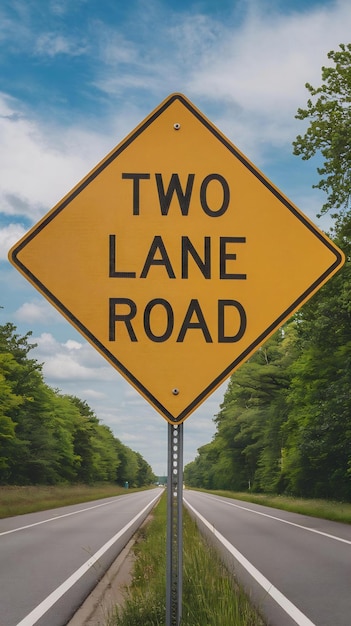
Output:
[
  {"xmin": 184, "ymin": 497, "xmax": 316, "ymax": 626},
  {"xmin": 0, "ymin": 494, "xmax": 136, "ymax": 537},
  {"xmin": 203, "ymin": 494, "xmax": 351, "ymax": 545},
  {"xmin": 15, "ymin": 491, "xmax": 161, "ymax": 626}
]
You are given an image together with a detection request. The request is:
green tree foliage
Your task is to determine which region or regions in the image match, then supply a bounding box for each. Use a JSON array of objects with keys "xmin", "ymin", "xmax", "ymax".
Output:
[
  {"xmin": 0, "ymin": 353, "xmax": 21, "ymax": 471},
  {"xmin": 282, "ymin": 230, "xmax": 351, "ymax": 499},
  {"xmin": 185, "ymin": 328, "xmax": 297, "ymax": 493},
  {"xmin": 293, "ymin": 43, "xmax": 351, "ymax": 218},
  {"xmin": 135, "ymin": 452, "xmax": 156, "ymax": 487},
  {"xmin": 115, "ymin": 438, "xmax": 139, "ymax": 487},
  {"xmin": 0, "ymin": 322, "xmax": 155, "ymax": 486}
]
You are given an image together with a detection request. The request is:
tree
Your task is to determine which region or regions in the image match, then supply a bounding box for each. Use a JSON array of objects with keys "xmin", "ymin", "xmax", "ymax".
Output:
[
  {"xmin": 0, "ymin": 323, "xmax": 154, "ymax": 486},
  {"xmin": 115, "ymin": 439, "xmax": 139, "ymax": 486},
  {"xmin": 184, "ymin": 329, "xmax": 296, "ymax": 493},
  {"xmin": 67, "ymin": 395, "xmax": 100, "ymax": 483},
  {"xmin": 135, "ymin": 452, "xmax": 156, "ymax": 486},
  {"xmin": 282, "ymin": 234, "xmax": 351, "ymax": 500},
  {"xmin": 293, "ymin": 43, "xmax": 351, "ymax": 219},
  {"xmin": 90, "ymin": 424, "xmax": 120, "ymax": 482},
  {"xmin": 0, "ymin": 354, "xmax": 22, "ymax": 475},
  {"xmin": 184, "ymin": 442, "xmax": 221, "ymax": 490}
]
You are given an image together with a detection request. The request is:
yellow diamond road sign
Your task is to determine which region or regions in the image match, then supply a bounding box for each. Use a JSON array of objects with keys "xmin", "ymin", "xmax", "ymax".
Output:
[{"xmin": 9, "ymin": 94, "xmax": 345, "ymax": 424}]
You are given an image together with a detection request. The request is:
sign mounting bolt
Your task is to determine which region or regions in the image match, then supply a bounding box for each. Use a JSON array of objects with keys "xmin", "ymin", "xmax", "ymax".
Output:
[
  {"xmin": 172, "ymin": 388, "xmax": 180, "ymax": 395},
  {"xmin": 173, "ymin": 123, "xmax": 181, "ymax": 130}
]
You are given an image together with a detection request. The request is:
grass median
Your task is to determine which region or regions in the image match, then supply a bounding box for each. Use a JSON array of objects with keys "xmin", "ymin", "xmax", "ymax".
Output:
[{"xmin": 108, "ymin": 492, "xmax": 264, "ymax": 626}]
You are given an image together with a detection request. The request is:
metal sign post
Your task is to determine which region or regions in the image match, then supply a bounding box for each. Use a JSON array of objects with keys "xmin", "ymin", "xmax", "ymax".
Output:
[{"xmin": 166, "ymin": 423, "xmax": 183, "ymax": 626}]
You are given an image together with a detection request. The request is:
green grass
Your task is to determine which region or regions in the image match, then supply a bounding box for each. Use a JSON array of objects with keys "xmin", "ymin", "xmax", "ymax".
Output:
[
  {"xmin": 108, "ymin": 493, "xmax": 264, "ymax": 626},
  {"xmin": 0, "ymin": 484, "xmax": 144, "ymax": 518},
  {"xmin": 202, "ymin": 490, "xmax": 351, "ymax": 524}
]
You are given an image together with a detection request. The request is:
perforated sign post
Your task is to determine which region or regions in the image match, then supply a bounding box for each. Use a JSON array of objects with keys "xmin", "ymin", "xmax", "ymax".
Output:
[{"xmin": 9, "ymin": 94, "xmax": 345, "ymax": 626}]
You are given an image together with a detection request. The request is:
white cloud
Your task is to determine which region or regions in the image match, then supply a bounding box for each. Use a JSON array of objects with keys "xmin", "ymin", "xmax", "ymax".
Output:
[
  {"xmin": 43, "ymin": 353, "xmax": 104, "ymax": 381},
  {"xmin": 0, "ymin": 1, "xmax": 88, "ymax": 56},
  {"xmin": 81, "ymin": 388, "xmax": 106, "ymax": 399},
  {"xmin": 64, "ymin": 339, "xmax": 82, "ymax": 350},
  {"xmin": 89, "ymin": 0, "xmax": 351, "ymax": 163},
  {"xmin": 31, "ymin": 331, "xmax": 116, "ymax": 382},
  {"xmin": 0, "ymin": 223, "xmax": 26, "ymax": 260},
  {"xmin": 0, "ymin": 93, "xmax": 114, "ymax": 221},
  {"xmin": 14, "ymin": 301, "xmax": 61, "ymax": 324},
  {"xmin": 33, "ymin": 331, "xmax": 63, "ymax": 353},
  {"xmin": 2, "ymin": 1, "xmax": 350, "ymax": 228},
  {"xmin": 35, "ymin": 32, "xmax": 88, "ymax": 57},
  {"xmin": 186, "ymin": 0, "xmax": 351, "ymax": 154},
  {"xmin": 48, "ymin": 0, "xmax": 85, "ymax": 17},
  {"xmin": 0, "ymin": 5, "xmax": 29, "ymax": 49},
  {"xmin": 97, "ymin": 27, "xmax": 138, "ymax": 65}
]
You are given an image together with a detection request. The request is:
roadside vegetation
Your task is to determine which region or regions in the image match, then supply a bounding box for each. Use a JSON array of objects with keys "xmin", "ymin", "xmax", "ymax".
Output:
[
  {"xmin": 0, "ymin": 483, "xmax": 152, "ymax": 518},
  {"xmin": 108, "ymin": 492, "xmax": 264, "ymax": 626},
  {"xmin": 199, "ymin": 490, "xmax": 351, "ymax": 525}
]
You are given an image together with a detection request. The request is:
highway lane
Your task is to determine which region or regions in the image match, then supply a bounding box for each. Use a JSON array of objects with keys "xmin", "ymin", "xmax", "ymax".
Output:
[
  {"xmin": 0, "ymin": 489, "xmax": 162, "ymax": 626},
  {"xmin": 184, "ymin": 490, "xmax": 351, "ymax": 626}
]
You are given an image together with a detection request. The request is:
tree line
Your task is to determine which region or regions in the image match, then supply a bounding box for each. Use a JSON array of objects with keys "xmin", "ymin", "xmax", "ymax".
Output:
[
  {"xmin": 0, "ymin": 322, "xmax": 155, "ymax": 486},
  {"xmin": 184, "ymin": 45, "xmax": 351, "ymax": 501}
]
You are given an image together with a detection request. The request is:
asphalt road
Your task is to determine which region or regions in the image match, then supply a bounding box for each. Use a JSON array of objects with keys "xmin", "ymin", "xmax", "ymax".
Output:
[
  {"xmin": 0, "ymin": 489, "xmax": 161, "ymax": 626},
  {"xmin": 184, "ymin": 490, "xmax": 351, "ymax": 626}
]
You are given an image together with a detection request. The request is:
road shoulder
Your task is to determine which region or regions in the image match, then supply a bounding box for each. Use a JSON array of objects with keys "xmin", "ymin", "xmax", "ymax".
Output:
[{"xmin": 67, "ymin": 538, "xmax": 135, "ymax": 626}]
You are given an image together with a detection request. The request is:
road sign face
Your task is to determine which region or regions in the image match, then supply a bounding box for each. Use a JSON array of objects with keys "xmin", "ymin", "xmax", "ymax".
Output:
[{"xmin": 9, "ymin": 93, "xmax": 345, "ymax": 424}]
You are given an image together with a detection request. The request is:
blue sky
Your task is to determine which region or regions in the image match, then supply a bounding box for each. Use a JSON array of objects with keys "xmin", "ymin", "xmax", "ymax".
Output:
[{"xmin": 1, "ymin": 0, "xmax": 350, "ymax": 475}]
